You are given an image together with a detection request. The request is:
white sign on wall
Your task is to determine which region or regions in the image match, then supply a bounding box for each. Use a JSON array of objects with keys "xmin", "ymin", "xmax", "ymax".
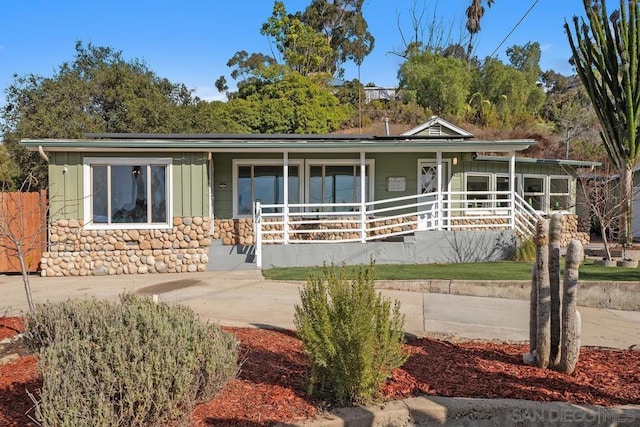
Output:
[{"xmin": 387, "ymin": 177, "xmax": 406, "ymax": 192}]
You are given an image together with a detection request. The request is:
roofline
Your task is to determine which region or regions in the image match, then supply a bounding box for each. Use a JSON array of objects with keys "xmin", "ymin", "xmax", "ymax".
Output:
[
  {"xmin": 84, "ymin": 133, "xmax": 377, "ymax": 141},
  {"xmin": 21, "ymin": 138, "xmax": 536, "ymax": 154},
  {"xmin": 401, "ymin": 116, "xmax": 474, "ymax": 138},
  {"xmin": 474, "ymin": 155, "xmax": 601, "ymax": 168}
]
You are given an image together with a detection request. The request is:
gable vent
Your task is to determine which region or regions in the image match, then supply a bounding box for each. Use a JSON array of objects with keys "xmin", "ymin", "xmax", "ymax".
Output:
[{"xmin": 428, "ymin": 125, "xmax": 443, "ymax": 136}]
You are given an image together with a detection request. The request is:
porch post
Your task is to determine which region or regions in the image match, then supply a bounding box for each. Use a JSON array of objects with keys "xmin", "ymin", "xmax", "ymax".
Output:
[
  {"xmin": 255, "ymin": 201, "xmax": 262, "ymax": 269},
  {"xmin": 283, "ymin": 152, "xmax": 289, "ymax": 244},
  {"xmin": 436, "ymin": 151, "xmax": 443, "ymax": 231},
  {"xmin": 360, "ymin": 151, "xmax": 366, "ymax": 243},
  {"xmin": 509, "ymin": 151, "xmax": 516, "ymax": 230}
]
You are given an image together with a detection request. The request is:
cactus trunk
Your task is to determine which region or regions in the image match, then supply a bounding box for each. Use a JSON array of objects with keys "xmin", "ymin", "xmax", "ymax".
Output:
[
  {"xmin": 549, "ymin": 213, "xmax": 562, "ymax": 367},
  {"xmin": 529, "ymin": 265, "xmax": 537, "ymax": 353},
  {"xmin": 534, "ymin": 219, "xmax": 551, "ymax": 369},
  {"xmin": 558, "ymin": 240, "xmax": 584, "ymax": 374}
]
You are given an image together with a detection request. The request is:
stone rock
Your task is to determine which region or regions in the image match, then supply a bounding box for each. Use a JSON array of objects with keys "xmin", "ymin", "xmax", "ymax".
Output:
[
  {"xmin": 92, "ymin": 266, "xmax": 109, "ymax": 276},
  {"xmin": 154, "ymin": 262, "xmax": 168, "ymax": 273}
]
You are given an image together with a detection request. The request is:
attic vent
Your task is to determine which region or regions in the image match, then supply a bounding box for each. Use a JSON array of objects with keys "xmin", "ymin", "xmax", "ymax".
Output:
[{"xmin": 428, "ymin": 125, "xmax": 443, "ymax": 136}]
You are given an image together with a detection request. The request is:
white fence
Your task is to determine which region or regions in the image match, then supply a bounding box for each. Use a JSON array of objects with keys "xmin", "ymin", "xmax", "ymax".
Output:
[{"xmin": 253, "ymin": 191, "xmax": 541, "ymax": 268}]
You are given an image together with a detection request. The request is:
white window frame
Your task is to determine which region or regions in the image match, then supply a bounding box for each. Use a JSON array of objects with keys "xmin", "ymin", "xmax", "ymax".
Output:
[
  {"xmin": 232, "ymin": 159, "xmax": 304, "ymax": 218},
  {"xmin": 304, "ymin": 158, "xmax": 375, "ymax": 204},
  {"xmin": 464, "ymin": 172, "xmax": 493, "ymax": 210},
  {"xmin": 522, "ymin": 174, "xmax": 547, "ymax": 213},
  {"xmin": 549, "ymin": 175, "xmax": 573, "ymax": 213},
  {"xmin": 83, "ymin": 157, "xmax": 173, "ymax": 230}
]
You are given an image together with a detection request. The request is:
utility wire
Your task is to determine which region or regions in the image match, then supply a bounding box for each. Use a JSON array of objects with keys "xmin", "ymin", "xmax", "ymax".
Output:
[{"xmin": 489, "ymin": 0, "xmax": 540, "ymax": 58}]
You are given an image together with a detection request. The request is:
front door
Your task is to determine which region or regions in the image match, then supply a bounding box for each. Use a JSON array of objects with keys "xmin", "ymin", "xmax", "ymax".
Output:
[{"xmin": 418, "ymin": 160, "xmax": 448, "ymax": 230}]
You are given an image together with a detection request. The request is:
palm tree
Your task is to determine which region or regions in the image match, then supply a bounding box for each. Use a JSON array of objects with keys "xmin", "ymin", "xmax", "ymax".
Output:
[{"xmin": 565, "ymin": 0, "xmax": 640, "ymax": 245}]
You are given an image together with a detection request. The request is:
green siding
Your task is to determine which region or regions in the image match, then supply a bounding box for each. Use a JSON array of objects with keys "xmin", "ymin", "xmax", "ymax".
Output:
[
  {"xmin": 173, "ymin": 152, "xmax": 209, "ymax": 217},
  {"xmin": 49, "ymin": 152, "xmax": 84, "ymax": 220}
]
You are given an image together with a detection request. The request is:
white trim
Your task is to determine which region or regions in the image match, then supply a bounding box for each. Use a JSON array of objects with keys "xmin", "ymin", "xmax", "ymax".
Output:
[
  {"xmin": 82, "ymin": 157, "xmax": 173, "ymax": 230},
  {"xmin": 232, "ymin": 158, "xmax": 304, "ymax": 218},
  {"xmin": 417, "ymin": 158, "xmax": 452, "ymax": 193},
  {"xmin": 304, "ymin": 158, "xmax": 375, "ymax": 204}
]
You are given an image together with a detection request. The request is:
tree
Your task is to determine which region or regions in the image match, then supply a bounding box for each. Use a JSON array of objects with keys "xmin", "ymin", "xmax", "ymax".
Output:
[
  {"xmin": 506, "ymin": 42, "xmax": 543, "ymax": 85},
  {"xmin": 576, "ymin": 167, "xmax": 629, "ymax": 261},
  {"xmin": 398, "ymin": 51, "xmax": 472, "ymax": 118},
  {"xmin": 1, "ymin": 41, "xmax": 197, "ymax": 189},
  {"xmin": 234, "ymin": 69, "xmax": 353, "ymax": 134},
  {"xmin": 565, "ymin": 0, "xmax": 640, "ymax": 245},
  {"xmin": 0, "ymin": 145, "xmax": 19, "ymax": 190},
  {"xmin": 473, "ymin": 56, "xmax": 545, "ymax": 128},
  {"xmin": 299, "ymin": 0, "xmax": 375, "ymax": 75},
  {"xmin": 261, "ymin": 1, "xmax": 334, "ymax": 76},
  {"xmin": 465, "ymin": 0, "xmax": 495, "ymax": 56}
]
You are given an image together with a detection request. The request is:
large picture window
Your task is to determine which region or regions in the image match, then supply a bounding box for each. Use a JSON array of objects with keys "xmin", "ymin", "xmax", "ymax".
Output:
[
  {"xmin": 84, "ymin": 158, "xmax": 172, "ymax": 229},
  {"xmin": 234, "ymin": 161, "xmax": 301, "ymax": 216},
  {"xmin": 307, "ymin": 160, "xmax": 373, "ymax": 211}
]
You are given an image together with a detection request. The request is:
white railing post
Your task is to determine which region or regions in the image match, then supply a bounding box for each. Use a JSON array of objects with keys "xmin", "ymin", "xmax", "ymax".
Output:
[
  {"xmin": 283, "ymin": 152, "xmax": 289, "ymax": 245},
  {"xmin": 509, "ymin": 152, "xmax": 516, "ymax": 230},
  {"xmin": 254, "ymin": 201, "xmax": 262, "ymax": 269},
  {"xmin": 436, "ymin": 152, "xmax": 443, "ymax": 230},
  {"xmin": 360, "ymin": 151, "xmax": 367, "ymax": 243}
]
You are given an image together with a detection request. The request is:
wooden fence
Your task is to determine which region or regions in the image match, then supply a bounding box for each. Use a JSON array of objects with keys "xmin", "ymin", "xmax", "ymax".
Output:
[{"xmin": 0, "ymin": 191, "xmax": 47, "ymax": 273}]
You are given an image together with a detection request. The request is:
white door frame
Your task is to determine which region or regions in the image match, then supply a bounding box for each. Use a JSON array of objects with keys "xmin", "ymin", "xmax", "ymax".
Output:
[{"xmin": 417, "ymin": 156, "xmax": 450, "ymax": 230}]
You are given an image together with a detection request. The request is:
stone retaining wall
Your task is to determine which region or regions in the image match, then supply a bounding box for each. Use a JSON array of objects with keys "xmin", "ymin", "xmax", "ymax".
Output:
[
  {"xmin": 214, "ymin": 217, "xmax": 419, "ymax": 244},
  {"xmin": 213, "ymin": 213, "xmax": 590, "ymax": 246},
  {"xmin": 41, "ymin": 217, "xmax": 211, "ymax": 276}
]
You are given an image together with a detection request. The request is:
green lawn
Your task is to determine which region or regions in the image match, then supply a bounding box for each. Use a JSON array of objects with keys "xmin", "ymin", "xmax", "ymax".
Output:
[{"xmin": 262, "ymin": 259, "xmax": 640, "ymax": 282}]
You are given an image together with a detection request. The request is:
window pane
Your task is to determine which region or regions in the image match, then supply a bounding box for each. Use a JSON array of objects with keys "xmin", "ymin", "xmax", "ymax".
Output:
[
  {"xmin": 254, "ymin": 166, "xmax": 279, "ymax": 213},
  {"xmin": 527, "ymin": 195, "xmax": 543, "ymax": 210},
  {"xmin": 326, "ymin": 166, "xmax": 354, "ymax": 206},
  {"xmin": 150, "ymin": 166, "xmax": 167, "ymax": 223},
  {"xmin": 496, "ymin": 176, "xmax": 509, "ymax": 192},
  {"xmin": 288, "ymin": 166, "xmax": 299, "ymax": 205},
  {"xmin": 238, "ymin": 166, "xmax": 252, "ymax": 215},
  {"xmin": 92, "ymin": 165, "xmax": 108, "ymax": 223},
  {"xmin": 550, "ymin": 178, "xmax": 569, "ymax": 193},
  {"xmin": 309, "ymin": 166, "xmax": 324, "ymax": 204},
  {"xmin": 551, "ymin": 195, "xmax": 570, "ymax": 210},
  {"xmin": 467, "ymin": 175, "xmax": 490, "ymax": 199},
  {"xmin": 111, "ymin": 165, "xmax": 147, "ymax": 223},
  {"xmin": 524, "ymin": 177, "xmax": 543, "ymax": 193}
]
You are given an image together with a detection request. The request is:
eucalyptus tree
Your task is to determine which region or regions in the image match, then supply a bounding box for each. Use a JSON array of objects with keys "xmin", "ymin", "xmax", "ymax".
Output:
[
  {"xmin": 261, "ymin": 1, "xmax": 334, "ymax": 76},
  {"xmin": 565, "ymin": 0, "xmax": 640, "ymax": 245},
  {"xmin": 1, "ymin": 42, "xmax": 196, "ymax": 189},
  {"xmin": 299, "ymin": 0, "xmax": 375, "ymax": 76}
]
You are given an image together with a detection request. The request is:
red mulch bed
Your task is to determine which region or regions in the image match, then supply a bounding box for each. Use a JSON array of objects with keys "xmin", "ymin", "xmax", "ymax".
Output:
[{"xmin": 1, "ymin": 316, "xmax": 639, "ymax": 426}]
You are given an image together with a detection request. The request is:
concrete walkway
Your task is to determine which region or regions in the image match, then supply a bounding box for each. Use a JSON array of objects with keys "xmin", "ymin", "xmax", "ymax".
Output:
[
  {"xmin": 2, "ymin": 270, "xmax": 640, "ymax": 426},
  {"xmin": 2, "ymin": 270, "xmax": 639, "ymax": 349}
]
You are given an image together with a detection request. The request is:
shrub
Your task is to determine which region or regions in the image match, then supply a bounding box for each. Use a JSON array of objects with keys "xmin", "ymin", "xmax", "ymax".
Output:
[
  {"xmin": 515, "ymin": 238, "xmax": 536, "ymax": 262},
  {"xmin": 294, "ymin": 262, "xmax": 407, "ymax": 405},
  {"xmin": 24, "ymin": 294, "xmax": 238, "ymax": 427}
]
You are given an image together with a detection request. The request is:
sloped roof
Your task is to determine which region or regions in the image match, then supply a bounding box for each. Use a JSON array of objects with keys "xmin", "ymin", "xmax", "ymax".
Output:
[{"xmin": 401, "ymin": 116, "xmax": 474, "ymax": 139}]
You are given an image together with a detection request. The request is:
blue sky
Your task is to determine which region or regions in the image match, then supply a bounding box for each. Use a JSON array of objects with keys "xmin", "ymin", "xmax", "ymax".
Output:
[{"xmin": 1, "ymin": 0, "xmax": 586, "ymax": 103}]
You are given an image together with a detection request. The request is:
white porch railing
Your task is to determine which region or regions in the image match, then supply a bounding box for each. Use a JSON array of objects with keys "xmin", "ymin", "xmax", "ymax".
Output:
[{"xmin": 253, "ymin": 191, "xmax": 541, "ymax": 268}]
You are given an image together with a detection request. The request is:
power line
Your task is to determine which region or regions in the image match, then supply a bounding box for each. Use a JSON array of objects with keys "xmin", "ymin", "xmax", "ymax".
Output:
[{"xmin": 489, "ymin": 0, "xmax": 540, "ymax": 58}]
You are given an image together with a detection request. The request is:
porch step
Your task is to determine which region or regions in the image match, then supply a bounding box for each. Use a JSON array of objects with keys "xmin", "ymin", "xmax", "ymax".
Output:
[{"xmin": 207, "ymin": 241, "xmax": 256, "ymax": 271}]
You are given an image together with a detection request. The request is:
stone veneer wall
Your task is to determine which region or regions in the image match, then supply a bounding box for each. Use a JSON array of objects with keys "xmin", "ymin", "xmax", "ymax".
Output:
[
  {"xmin": 214, "ymin": 217, "xmax": 418, "ymax": 244},
  {"xmin": 41, "ymin": 217, "xmax": 211, "ymax": 276},
  {"xmin": 214, "ymin": 213, "xmax": 590, "ymax": 246}
]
